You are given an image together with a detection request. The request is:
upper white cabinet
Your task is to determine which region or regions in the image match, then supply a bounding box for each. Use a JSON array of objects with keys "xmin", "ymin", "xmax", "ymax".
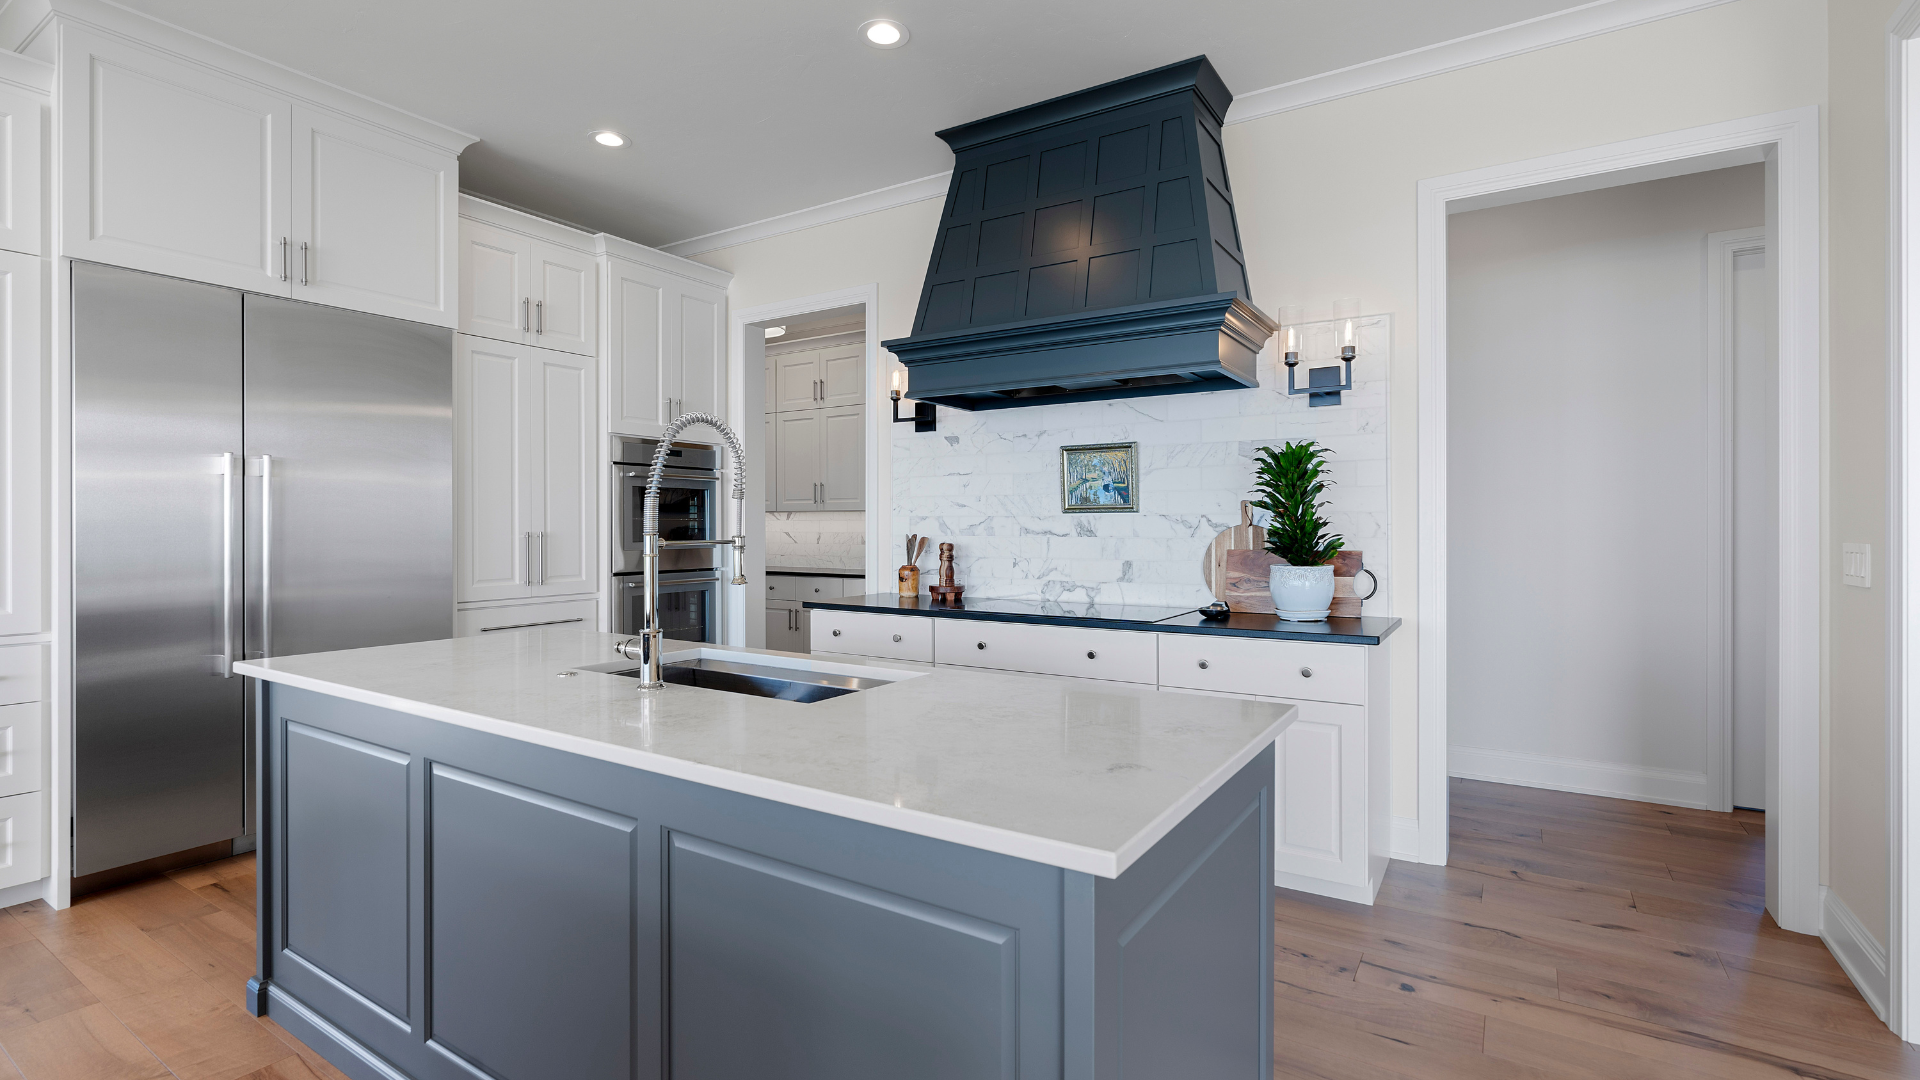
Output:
[
  {"xmin": 0, "ymin": 81, "xmax": 43, "ymax": 257},
  {"xmin": 604, "ymin": 254, "xmax": 727, "ymax": 436},
  {"xmin": 768, "ymin": 404, "xmax": 863, "ymax": 511},
  {"xmin": 459, "ymin": 217, "xmax": 596, "ymax": 357},
  {"xmin": 771, "ymin": 342, "xmax": 862, "ymax": 412},
  {"xmin": 58, "ymin": 24, "xmax": 468, "ymax": 324},
  {"xmin": 0, "ymin": 251, "xmax": 40, "ymax": 637}
]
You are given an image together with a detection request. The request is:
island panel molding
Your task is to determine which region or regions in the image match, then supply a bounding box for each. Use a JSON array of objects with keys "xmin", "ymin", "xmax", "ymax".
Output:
[{"xmin": 249, "ymin": 678, "xmax": 1276, "ymax": 1080}]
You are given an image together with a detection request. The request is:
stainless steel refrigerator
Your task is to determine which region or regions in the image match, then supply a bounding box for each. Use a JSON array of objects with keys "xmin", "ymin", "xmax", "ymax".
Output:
[{"xmin": 72, "ymin": 262, "xmax": 453, "ymax": 880}]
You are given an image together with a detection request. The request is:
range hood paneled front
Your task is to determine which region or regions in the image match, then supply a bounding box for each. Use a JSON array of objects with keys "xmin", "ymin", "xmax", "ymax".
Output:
[{"xmin": 883, "ymin": 56, "xmax": 1276, "ymax": 412}]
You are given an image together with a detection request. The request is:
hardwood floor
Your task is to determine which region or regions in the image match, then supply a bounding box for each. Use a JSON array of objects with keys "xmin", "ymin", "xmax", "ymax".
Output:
[
  {"xmin": 1278, "ymin": 777, "xmax": 1916, "ymax": 1079},
  {"xmin": 0, "ymin": 778, "xmax": 1904, "ymax": 1078},
  {"xmin": 0, "ymin": 855, "xmax": 344, "ymax": 1080}
]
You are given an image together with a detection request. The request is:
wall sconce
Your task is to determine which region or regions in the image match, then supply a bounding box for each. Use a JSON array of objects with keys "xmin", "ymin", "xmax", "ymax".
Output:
[
  {"xmin": 1283, "ymin": 317, "xmax": 1356, "ymax": 407},
  {"xmin": 891, "ymin": 368, "xmax": 936, "ymax": 432}
]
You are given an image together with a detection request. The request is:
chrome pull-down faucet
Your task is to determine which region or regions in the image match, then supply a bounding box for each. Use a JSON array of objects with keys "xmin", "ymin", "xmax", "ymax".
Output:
[{"xmin": 615, "ymin": 412, "xmax": 748, "ymax": 688}]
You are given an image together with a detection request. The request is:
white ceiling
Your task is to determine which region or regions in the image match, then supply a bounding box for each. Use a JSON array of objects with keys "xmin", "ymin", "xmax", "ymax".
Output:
[{"xmin": 113, "ymin": 0, "xmax": 1586, "ymax": 248}]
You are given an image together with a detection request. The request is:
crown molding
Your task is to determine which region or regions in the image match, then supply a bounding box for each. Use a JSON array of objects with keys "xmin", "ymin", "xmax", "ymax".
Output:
[
  {"xmin": 659, "ymin": 171, "xmax": 950, "ymax": 259},
  {"xmin": 4, "ymin": 0, "xmax": 476, "ymax": 154},
  {"xmin": 596, "ymin": 229, "xmax": 733, "ymax": 290},
  {"xmin": 1225, "ymin": 0, "xmax": 1742, "ymax": 125},
  {"xmin": 459, "ymin": 192, "xmax": 597, "ymax": 251}
]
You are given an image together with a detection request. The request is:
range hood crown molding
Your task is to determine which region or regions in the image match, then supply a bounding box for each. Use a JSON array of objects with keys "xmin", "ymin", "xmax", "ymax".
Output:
[{"xmin": 885, "ymin": 55, "xmax": 1275, "ymax": 413}]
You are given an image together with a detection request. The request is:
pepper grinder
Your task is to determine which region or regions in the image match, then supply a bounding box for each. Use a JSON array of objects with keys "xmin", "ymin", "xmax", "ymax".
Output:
[{"xmin": 929, "ymin": 542, "xmax": 964, "ymax": 602}]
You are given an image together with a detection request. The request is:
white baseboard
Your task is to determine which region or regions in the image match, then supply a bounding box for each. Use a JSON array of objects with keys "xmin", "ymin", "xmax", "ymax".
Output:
[
  {"xmin": 1821, "ymin": 886, "xmax": 1890, "ymax": 1022},
  {"xmin": 1391, "ymin": 816, "xmax": 1422, "ymax": 862},
  {"xmin": 1274, "ymin": 867, "xmax": 1382, "ymax": 906},
  {"xmin": 1449, "ymin": 745, "xmax": 1711, "ymax": 809},
  {"xmin": 0, "ymin": 876, "xmax": 47, "ymax": 909}
]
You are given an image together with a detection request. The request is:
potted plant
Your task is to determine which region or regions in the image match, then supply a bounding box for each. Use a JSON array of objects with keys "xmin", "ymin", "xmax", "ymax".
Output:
[{"xmin": 1250, "ymin": 441, "xmax": 1344, "ymax": 621}]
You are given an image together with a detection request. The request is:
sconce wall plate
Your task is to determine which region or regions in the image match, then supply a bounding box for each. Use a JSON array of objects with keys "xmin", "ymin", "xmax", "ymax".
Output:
[{"xmin": 892, "ymin": 393, "xmax": 937, "ymax": 432}]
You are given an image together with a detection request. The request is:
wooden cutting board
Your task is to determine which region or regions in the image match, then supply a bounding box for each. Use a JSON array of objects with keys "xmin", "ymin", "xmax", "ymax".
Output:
[{"xmin": 1202, "ymin": 503, "xmax": 1367, "ymax": 616}]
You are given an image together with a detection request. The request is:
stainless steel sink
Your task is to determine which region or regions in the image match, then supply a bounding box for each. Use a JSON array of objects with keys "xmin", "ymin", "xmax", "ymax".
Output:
[{"xmin": 590, "ymin": 656, "xmax": 892, "ymax": 702}]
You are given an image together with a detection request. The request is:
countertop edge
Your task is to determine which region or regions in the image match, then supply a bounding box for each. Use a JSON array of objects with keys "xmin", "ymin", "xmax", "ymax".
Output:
[
  {"xmin": 802, "ymin": 598, "xmax": 1402, "ymax": 644},
  {"xmin": 234, "ymin": 659, "xmax": 1288, "ymax": 878}
]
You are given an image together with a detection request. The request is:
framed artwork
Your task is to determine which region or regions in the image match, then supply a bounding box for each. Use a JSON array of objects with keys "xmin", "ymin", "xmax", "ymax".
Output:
[{"xmin": 1060, "ymin": 442, "xmax": 1139, "ymax": 513}]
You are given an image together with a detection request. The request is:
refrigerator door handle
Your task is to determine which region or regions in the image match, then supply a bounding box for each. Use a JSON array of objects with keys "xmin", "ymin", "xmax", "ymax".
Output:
[
  {"xmin": 257, "ymin": 454, "xmax": 275, "ymax": 658},
  {"xmin": 220, "ymin": 452, "xmax": 239, "ymax": 676}
]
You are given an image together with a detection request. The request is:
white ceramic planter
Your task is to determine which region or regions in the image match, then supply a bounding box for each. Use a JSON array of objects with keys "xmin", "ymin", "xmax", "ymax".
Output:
[{"xmin": 1269, "ymin": 564, "xmax": 1335, "ymax": 622}]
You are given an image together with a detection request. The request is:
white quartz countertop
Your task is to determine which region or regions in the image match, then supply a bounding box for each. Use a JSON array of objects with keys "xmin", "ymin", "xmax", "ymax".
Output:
[{"xmin": 234, "ymin": 630, "xmax": 1291, "ymax": 877}]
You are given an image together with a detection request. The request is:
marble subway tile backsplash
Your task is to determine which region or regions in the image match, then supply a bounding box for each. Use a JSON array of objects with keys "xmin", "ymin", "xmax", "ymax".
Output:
[
  {"xmin": 764, "ymin": 510, "xmax": 865, "ymax": 570},
  {"xmin": 894, "ymin": 315, "xmax": 1390, "ymax": 611}
]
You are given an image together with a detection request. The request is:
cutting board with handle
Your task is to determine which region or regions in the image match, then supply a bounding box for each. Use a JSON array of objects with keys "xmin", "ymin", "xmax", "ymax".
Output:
[{"xmin": 1202, "ymin": 503, "xmax": 1369, "ymax": 616}]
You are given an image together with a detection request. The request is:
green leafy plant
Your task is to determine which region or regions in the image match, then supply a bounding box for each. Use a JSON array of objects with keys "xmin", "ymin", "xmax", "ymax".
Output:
[{"xmin": 1251, "ymin": 441, "xmax": 1345, "ymax": 566}]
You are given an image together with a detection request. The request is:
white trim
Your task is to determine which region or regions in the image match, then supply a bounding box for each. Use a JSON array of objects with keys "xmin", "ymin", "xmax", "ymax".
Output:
[
  {"xmin": 1824, "ymin": 885, "xmax": 1892, "ymax": 1023},
  {"xmin": 0, "ymin": 875, "xmax": 47, "ymax": 908},
  {"xmin": 1274, "ymin": 866, "xmax": 1382, "ymax": 905},
  {"xmin": 1225, "ymin": 0, "xmax": 1739, "ymax": 125},
  {"xmin": 1889, "ymin": 0, "xmax": 1920, "ymax": 1041},
  {"xmin": 1449, "ymin": 746, "xmax": 1712, "ymax": 810},
  {"xmin": 662, "ymin": 172, "xmax": 951, "ymax": 259},
  {"xmin": 1416, "ymin": 107, "xmax": 1824, "ymax": 936},
  {"xmin": 1390, "ymin": 816, "xmax": 1421, "ymax": 862},
  {"xmin": 1705, "ymin": 227, "xmax": 1769, "ymax": 814}
]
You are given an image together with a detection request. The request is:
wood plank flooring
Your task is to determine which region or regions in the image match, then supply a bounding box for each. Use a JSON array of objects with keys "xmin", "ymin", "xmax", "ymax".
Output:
[
  {"xmin": 0, "ymin": 855, "xmax": 345, "ymax": 1080},
  {"xmin": 0, "ymin": 778, "xmax": 1903, "ymax": 1078},
  {"xmin": 1279, "ymin": 777, "xmax": 1915, "ymax": 1079}
]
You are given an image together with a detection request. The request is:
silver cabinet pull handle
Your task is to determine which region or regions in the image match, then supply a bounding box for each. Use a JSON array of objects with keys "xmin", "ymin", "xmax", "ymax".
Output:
[
  {"xmin": 1198, "ymin": 659, "xmax": 1210, "ymax": 669},
  {"xmin": 279, "ymin": 237, "xmax": 289, "ymax": 282},
  {"xmin": 892, "ymin": 634, "xmax": 902, "ymax": 642},
  {"xmin": 537, "ymin": 531, "xmax": 546, "ymax": 585},
  {"xmin": 535, "ymin": 299, "xmax": 545, "ymax": 334},
  {"xmin": 481, "ymin": 617, "xmax": 584, "ymax": 632},
  {"xmin": 524, "ymin": 532, "xmax": 534, "ymax": 586},
  {"xmin": 219, "ymin": 452, "xmax": 238, "ymax": 677},
  {"xmin": 1299, "ymin": 667, "xmax": 1314, "ymax": 678},
  {"xmin": 257, "ymin": 455, "xmax": 275, "ymax": 658},
  {"xmin": 299, "ymin": 242, "xmax": 310, "ymax": 286},
  {"xmin": 523, "ymin": 297, "xmax": 531, "ymax": 332}
]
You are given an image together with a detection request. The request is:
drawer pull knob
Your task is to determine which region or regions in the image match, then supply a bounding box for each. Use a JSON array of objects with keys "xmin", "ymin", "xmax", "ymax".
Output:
[
  {"xmin": 1086, "ymin": 650, "xmax": 1097, "ymax": 659},
  {"xmin": 832, "ymin": 629, "xmax": 842, "ymax": 637},
  {"xmin": 892, "ymin": 634, "xmax": 903, "ymax": 642},
  {"xmin": 976, "ymin": 641, "xmax": 987, "ymax": 650},
  {"xmin": 1198, "ymin": 660, "xmax": 1210, "ymax": 669},
  {"xmin": 1300, "ymin": 667, "xmax": 1314, "ymax": 678}
]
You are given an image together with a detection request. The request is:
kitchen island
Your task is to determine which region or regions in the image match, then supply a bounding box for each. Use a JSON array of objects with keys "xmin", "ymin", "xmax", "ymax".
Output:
[{"xmin": 234, "ymin": 629, "xmax": 1291, "ymax": 1080}]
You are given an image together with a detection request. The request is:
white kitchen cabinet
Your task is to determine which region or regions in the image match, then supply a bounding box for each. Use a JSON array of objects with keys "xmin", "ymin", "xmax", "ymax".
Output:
[
  {"xmin": 0, "ymin": 702, "xmax": 42, "ymax": 799},
  {"xmin": 459, "ymin": 219, "xmax": 596, "ymax": 356},
  {"xmin": 59, "ymin": 25, "xmax": 466, "ymax": 321},
  {"xmin": 0, "ymin": 81, "xmax": 42, "ymax": 257},
  {"xmin": 291, "ymin": 106, "xmax": 457, "ymax": 325},
  {"xmin": 605, "ymin": 256, "xmax": 727, "ymax": 437},
  {"xmin": 0, "ymin": 643, "xmax": 45, "ymax": 891},
  {"xmin": 455, "ymin": 335, "xmax": 597, "ymax": 604},
  {"xmin": 0, "ymin": 251, "xmax": 40, "ymax": 637},
  {"xmin": 770, "ymin": 342, "xmax": 862, "ymax": 412},
  {"xmin": 773, "ymin": 352, "xmax": 823, "ymax": 413},
  {"xmin": 454, "ymin": 596, "xmax": 598, "ymax": 637},
  {"xmin": 820, "ymin": 406, "xmax": 864, "ymax": 510},
  {"xmin": 934, "ymin": 619, "xmax": 1157, "ymax": 685},
  {"xmin": 0, "ymin": 790, "xmax": 44, "ymax": 890},
  {"xmin": 810, "ymin": 609, "xmax": 933, "ymax": 664},
  {"xmin": 769, "ymin": 405, "xmax": 863, "ymax": 512}
]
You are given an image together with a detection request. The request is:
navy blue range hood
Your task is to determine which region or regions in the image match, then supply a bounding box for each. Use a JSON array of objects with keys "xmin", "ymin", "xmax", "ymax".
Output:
[{"xmin": 883, "ymin": 56, "xmax": 1277, "ymax": 411}]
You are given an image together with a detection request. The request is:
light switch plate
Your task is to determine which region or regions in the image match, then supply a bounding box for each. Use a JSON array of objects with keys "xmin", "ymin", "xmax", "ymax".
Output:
[{"xmin": 1843, "ymin": 543, "xmax": 1872, "ymax": 588}]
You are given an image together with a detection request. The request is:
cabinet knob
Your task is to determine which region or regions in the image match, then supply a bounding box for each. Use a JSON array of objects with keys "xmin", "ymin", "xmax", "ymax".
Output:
[
  {"xmin": 1197, "ymin": 659, "xmax": 1210, "ymax": 669},
  {"xmin": 1086, "ymin": 650, "xmax": 1097, "ymax": 660},
  {"xmin": 1299, "ymin": 667, "xmax": 1314, "ymax": 678},
  {"xmin": 976, "ymin": 641, "xmax": 987, "ymax": 650},
  {"xmin": 832, "ymin": 629, "xmax": 842, "ymax": 637},
  {"xmin": 892, "ymin": 634, "xmax": 903, "ymax": 642}
]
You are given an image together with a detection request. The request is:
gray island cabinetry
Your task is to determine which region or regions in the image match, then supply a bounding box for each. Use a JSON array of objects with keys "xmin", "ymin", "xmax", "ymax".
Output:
[{"xmin": 236, "ymin": 630, "xmax": 1289, "ymax": 1080}]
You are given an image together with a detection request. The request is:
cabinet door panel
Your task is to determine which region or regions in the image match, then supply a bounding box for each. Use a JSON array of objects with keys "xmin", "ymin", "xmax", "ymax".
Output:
[
  {"xmin": 0, "ymin": 701, "xmax": 40, "ymax": 799},
  {"xmin": 531, "ymin": 241, "xmax": 596, "ymax": 356},
  {"xmin": 0, "ymin": 252, "xmax": 39, "ymax": 635},
  {"xmin": 607, "ymin": 260, "xmax": 666, "ymax": 434},
  {"xmin": 774, "ymin": 412, "xmax": 823, "ymax": 511},
  {"xmin": 0, "ymin": 790, "xmax": 42, "ymax": 889},
  {"xmin": 1271, "ymin": 700, "xmax": 1367, "ymax": 887},
  {"xmin": 0, "ymin": 83, "xmax": 42, "ymax": 257},
  {"xmin": 459, "ymin": 219, "xmax": 531, "ymax": 345},
  {"xmin": 773, "ymin": 353, "xmax": 820, "ymax": 413},
  {"xmin": 820, "ymin": 343, "xmax": 865, "ymax": 407},
  {"xmin": 677, "ymin": 289, "xmax": 723, "ymax": 418},
  {"xmin": 455, "ymin": 337, "xmax": 527, "ymax": 602},
  {"xmin": 820, "ymin": 405, "xmax": 865, "ymax": 511},
  {"xmin": 528, "ymin": 348, "xmax": 596, "ymax": 597},
  {"xmin": 291, "ymin": 107, "xmax": 455, "ymax": 326},
  {"xmin": 61, "ymin": 26, "xmax": 291, "ymax": 293}
]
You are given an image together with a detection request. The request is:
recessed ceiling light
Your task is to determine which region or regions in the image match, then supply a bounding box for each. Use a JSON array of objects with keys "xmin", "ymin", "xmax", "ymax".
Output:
[
  {"xmin": 764, "ymin": 326, "xmax": 787, "ymax": 339},
  {"xmin": 590, "ymin": 130, "xmax": 628, "ymax": 148},
  {"xmin": 859, "ymin": 19, "xmax": 908, "ymax": 48}
]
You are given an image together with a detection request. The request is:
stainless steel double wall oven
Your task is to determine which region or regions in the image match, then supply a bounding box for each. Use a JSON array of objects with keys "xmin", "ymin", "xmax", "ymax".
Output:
[{"xmin": 612, "ymin": 437, "xmax": 721, "ymax": 642}]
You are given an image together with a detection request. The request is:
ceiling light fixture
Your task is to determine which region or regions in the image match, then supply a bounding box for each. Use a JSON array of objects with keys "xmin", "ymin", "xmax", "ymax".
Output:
[
  {"xmin": 764, "ymin": 326, "xmax": 787, "ymax": 339},
  {"xmin": 590, "ymin": 130, "xmax": 628, "ymax": 148},
  {"xmin": 859, "ymin": 19, "xmax": 908, "ymax": 48}
]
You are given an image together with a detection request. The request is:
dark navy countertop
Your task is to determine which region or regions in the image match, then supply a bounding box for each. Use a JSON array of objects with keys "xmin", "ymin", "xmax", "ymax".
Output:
[{"xmin": 803, "ymin": 593, "xmax": 1401, "ymax": 645}]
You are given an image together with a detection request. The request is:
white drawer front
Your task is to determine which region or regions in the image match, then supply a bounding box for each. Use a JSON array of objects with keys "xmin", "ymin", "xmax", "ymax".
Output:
[
  {"xmin": 0, "ymin": 702, "xmax": 40, "ymax": 799},
  {"xmin": 1157, "ymin": 634, "xmax": 1366, "ymax": 705},
  {"xmin": 764, "ymin": 576, "xmax": 798, "ymax": 602},
  {"xmin": 0, "ymin": 790, "xmax": 43, "ymax": 889},
  {"xmin": 811, "ymin": 610, "xmax": 933, "ymax": 663},
  {"xmin": 796, "ymin": 576, "xmax": 845, "ymax": 601},
  {"xmin": 455, "ymin": 597, "xmax": 598, "ymax": 637},
  {"xmin": 0, "ymin": 645, "xmax": 42, "ymax": 706},
  {"xmin": 935, "ymin": 620, "xmax": 1157, "ymax": 684}
]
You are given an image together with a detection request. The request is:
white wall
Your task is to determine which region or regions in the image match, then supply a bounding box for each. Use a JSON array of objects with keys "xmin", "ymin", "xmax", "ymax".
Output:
[
  {"xmin": 1445, "ymin": 166, "xmax": 1764, "ymax": 802},
  {"xmin": 695, "ymin": 0, "xmax": 1828, "ymax": 828}
]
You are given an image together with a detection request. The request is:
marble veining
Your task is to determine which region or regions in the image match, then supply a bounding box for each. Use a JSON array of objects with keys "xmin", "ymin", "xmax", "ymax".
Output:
[
  {"xmin": 894, "ymin": 314, "xmax": 1391, "ymax": 611},
  {"xmin": 235, "ymin": 629, "xmax": 1291, "ymax": 877}
]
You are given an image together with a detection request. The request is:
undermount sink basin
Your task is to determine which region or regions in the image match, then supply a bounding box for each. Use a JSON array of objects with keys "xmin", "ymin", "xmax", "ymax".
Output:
[{"xmin": 592, "ymin": 656, "xmax": 895, "ymax": 702}]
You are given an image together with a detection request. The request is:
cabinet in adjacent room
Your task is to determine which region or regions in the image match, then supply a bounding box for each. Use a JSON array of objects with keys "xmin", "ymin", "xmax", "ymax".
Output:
[
  {"xmin": 604, "ymin": 253, "xmax": 727, "ymax": 436},
  {"xmin": 455, "ymin": 336, "xmax": 596, "ymax": 604},
  {"xmin": 769, "ymin": 406, "xmax": 863, "ymax": 511},
  {"xmin": 458, "ymin": 218, "xmax": 597, "ymax": 357},
  {"xmin": 771, "ymin": 341, "xmax": 863, "ymax": 412}
]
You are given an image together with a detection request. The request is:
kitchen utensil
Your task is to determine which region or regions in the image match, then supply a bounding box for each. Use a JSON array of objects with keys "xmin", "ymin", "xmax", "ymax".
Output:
[
  {"xmin": 916, "ymin": 536, "xmax": 929, "ymax": 564},
  {"xmin": 1202, "ymin": 502, "xmax": 1270, "ymax": 601}
]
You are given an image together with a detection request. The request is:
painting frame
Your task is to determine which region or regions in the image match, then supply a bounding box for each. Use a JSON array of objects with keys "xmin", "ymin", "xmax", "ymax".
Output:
[{"xmin": 1060, "ymin": 441, "xmax": 1140, "ymax": 514}]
